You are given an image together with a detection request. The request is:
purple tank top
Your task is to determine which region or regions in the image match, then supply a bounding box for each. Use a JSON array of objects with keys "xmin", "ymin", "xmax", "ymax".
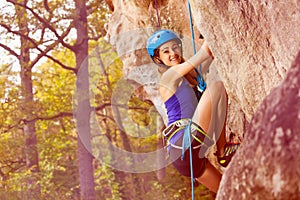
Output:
[{"xmin": 164, "ymin": 78, "xmax": 198, "ymax": 144}]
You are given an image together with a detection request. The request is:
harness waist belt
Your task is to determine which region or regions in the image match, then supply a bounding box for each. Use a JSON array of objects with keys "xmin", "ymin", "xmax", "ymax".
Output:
[{"xmin": 162, "ymin": 118, "xmax": 214, "ymax": 149}]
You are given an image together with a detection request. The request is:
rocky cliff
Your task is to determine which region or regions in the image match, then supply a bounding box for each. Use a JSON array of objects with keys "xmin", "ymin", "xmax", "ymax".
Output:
[
  {"xmin": 105, "ymin": 0, "xmax": 300, "ymax": 199},
  {"xmin": 218, "ymin": 51, "xmax": 300, "ymax": 200}
]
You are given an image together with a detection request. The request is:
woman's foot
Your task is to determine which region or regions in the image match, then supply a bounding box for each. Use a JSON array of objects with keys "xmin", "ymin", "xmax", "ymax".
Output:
[{"xmin": 214, "ymin": 143, "xmax": 240, "ymax": 167}]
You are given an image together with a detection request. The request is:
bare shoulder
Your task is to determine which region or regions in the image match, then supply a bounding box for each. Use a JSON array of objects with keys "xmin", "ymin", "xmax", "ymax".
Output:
[{"xmin": 159, "ymin": 73, "xmax": 182, "ymax": 101}]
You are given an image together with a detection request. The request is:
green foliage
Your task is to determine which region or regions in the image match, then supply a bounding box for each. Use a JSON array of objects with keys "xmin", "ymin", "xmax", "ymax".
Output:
[
  {"xmin": 94, "ymin": 163, "xmax": 122, "ymax": 200},
  {"xmin": 87, "ymin": 0, "xmax": 112, "ymax": 38},
  {"xmin": 34, "ymin": 48, "xmax": 76, "ymax": 117},
  {"xmin": 89, "ymin": 38, "xmax": 122, "ymax": 105},
  {"xmin": 0, "ymin": 45, "xmax": 79, "ymax": 200},
  {"xmin": 33, "ymin": 48, "xmax": 79, "ymax": 199},
  {"xmin": 0, "ymin": 1, "xmax": 214, "ymax": 199}
]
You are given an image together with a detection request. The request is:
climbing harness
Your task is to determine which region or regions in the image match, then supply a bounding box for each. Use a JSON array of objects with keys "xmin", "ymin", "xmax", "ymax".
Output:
[
  {"xmin": 162, "ymin": 118, "xmax": 214, "ymax": 200},
  {"xmin": 151, "ymin": 2, "xmax": 209, "ymax": 199},
  {"xmin": 187, "ymin": 0, "xmax": 207, "ymax": 97},
  {"xmin": 162, "ymin": 118, "xmax": 214, "ymax": 149}
]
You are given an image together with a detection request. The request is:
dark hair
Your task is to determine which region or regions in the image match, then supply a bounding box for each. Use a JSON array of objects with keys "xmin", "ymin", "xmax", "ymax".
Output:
[{"xmin": 153, "ymin": 49, "xmax": 163, "ymax": 64}]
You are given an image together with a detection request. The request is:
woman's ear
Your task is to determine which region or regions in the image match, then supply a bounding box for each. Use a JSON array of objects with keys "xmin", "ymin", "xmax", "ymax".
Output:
[{"xmin": 153, "ymin": 56, "xmax": 163, "ymax": 65}]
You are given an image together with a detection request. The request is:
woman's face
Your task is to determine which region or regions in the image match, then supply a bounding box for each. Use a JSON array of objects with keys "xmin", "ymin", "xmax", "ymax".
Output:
[{"xmin": 158, "ymin": 40, "xmax": 182, "ymax": 67}]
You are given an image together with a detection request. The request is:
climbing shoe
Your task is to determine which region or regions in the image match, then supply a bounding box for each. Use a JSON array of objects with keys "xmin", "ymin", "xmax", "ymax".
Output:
[{"xmin": 214, "ymin": 143, "xmax": 240, "ymax": 167}]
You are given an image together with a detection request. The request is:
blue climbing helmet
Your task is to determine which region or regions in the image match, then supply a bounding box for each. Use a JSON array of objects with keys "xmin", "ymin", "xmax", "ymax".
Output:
[{"xmin": 147, "ymin": 29, "xmax": 182, "ymax": 58}]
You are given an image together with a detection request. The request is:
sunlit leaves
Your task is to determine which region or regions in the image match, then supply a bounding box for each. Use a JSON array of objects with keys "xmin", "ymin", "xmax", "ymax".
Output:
[{"xmin": 0, "ymin": 0, "xmax": 215, "ymax": 199}]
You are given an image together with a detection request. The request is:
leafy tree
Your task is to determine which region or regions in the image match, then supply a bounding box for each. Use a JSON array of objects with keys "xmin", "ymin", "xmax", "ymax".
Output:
[
  {"xmin": 0, "ymin": 65, "xmax": 26, "ymax": 199},
  {"xmin": 0, "ymin": 0, "xmax": 110, "ymax": 199},
  {"xmin": 0, "ymin": 0, "xmax": 214, "ymax": 199},
  {"xmin": 33, "ymin": 49, "xmax": 78, "ymax": 199}
]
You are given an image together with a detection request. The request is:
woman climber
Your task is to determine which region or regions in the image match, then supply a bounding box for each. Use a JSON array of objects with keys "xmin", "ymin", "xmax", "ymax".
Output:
[{"xmin": 146, "ymin": 29, "xmax": 240, "ymax": 193}]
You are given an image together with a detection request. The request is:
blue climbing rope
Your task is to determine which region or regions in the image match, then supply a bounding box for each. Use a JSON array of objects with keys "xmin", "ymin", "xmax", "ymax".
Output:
[
  {"xmin": 185, "ymin": 1, "xmax": 208, "ymax": 199},
  {"xmin": 187, "ymin": 0, "xmax": 206, "ymax": 93},
  {"xmin": 187, "ymin": 1, "xmax": 197, "ymax": 55},
  {"xmin": 181, "ymin": 120, "xmax": 195, "ymax": 200}
]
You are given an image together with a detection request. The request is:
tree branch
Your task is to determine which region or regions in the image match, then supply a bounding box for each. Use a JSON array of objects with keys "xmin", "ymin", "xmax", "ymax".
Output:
[
  {"xmin": 0, "ymin": 42, "xmax": 19, "ymax": 58},
  {"xmin": 45, "ymin": 54, "xmax": 77, "ymax": 73},
  {"xmin": 7, "ymin": 0, "xmax": 75, "ymax": 51},
  {"xmin": 0, "ymin": 20, "xmax": 77, "ymax": 72},
  {"xmin": 30, "ymin": 22, "xmax": 77, "ymax": 73},
  {"xmin": 1, "ymin": 112, "xmax": 73, "ymax": 134}
]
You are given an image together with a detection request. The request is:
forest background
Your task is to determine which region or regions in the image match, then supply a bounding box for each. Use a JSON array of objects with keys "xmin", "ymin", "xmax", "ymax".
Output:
[{"xmin": 0, "ymin": 0, "xmax": 214, "ymax": 199}]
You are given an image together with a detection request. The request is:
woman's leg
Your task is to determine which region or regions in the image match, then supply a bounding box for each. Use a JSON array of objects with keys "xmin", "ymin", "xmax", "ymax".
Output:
[
  {"xmin": 196, "ymin": 161, "xmax": 222, "ymax": 193},
  {"xmin": 215, "ymin": 87, "xmax": 228, "ymax": 156},
  {"xmin": 192, "ymin": 81, "xmax": 228, "ymax": 192},
  {"xmin": 215, "ymin": 115, "xmax": 227, "ymax": 157},
  {"xmin": 192, "ymin": 81, "xmax": 228, "ymax": 155}
]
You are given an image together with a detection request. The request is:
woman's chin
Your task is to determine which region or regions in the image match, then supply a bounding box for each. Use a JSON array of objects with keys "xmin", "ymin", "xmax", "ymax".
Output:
[{"xmin": 169, "ymin": 60, "xmax": 181, "ymax": 66}]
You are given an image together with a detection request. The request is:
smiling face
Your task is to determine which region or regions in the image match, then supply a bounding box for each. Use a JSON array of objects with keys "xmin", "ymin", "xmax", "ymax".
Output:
[{"xmin": 157, "ymin": 40, "xmax": 183, "ymax": 67}]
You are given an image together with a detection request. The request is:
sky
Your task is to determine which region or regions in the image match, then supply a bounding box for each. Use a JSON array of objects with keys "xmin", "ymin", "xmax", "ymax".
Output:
[
  {"xmin": 0, "ymin": 0, "xmax": 77, "ymax": 79},
  {"xmin": 0, "ymin": 0, "xmax": 20, "ymax": 75}
]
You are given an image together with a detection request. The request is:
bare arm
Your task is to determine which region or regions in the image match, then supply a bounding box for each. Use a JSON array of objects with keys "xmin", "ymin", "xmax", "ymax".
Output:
[
  {"xmin": 159, "ymin": 41, "xmax": 212, "ymax": 101},
  {"xmin": 197, "ymin": 55, "xmax": 213, "ymax": 75},
  {"xmin": 163, "ymin": 41, "xmax": 211, "ymax": 80}
]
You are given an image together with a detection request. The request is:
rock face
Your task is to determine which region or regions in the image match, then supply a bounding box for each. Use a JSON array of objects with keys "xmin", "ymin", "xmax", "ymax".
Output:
[
  {"xmin": 217, "ymin": 52, "xmax": 300, "ymax": 200},
  {"xmin": 191, "ymin": 0, "xmax": 300, "ymax": 124},
  {"xmin": 106, "ymin": 0, "xmax": 300, "ymax": 135},
  {"xmin": 105, "ymin": 0, "xmax": 195, "ymax": 124},
  {"xmin": 106, "ymin": 0, "xmax": 300, "ymax": 198}
]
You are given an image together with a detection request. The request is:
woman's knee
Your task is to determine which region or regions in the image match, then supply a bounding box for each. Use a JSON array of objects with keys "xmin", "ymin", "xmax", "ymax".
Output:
[
  {"xmin": 212, "ymin": 81, "xmax": 225, "ymax": 92},
  {"xmin": 206, "ymin": 81, "xmax": 226, "ymax": 100}
]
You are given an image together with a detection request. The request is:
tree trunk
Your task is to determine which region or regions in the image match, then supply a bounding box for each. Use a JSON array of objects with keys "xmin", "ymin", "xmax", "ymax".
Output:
[
  {"xmin": 110, "ymin": 87, "xmax": 142, "ymax": 200},
  {"xmin": 15, "ymin": 1, "xmax": 41, "ymax": 198},
  {"xmin": 96, "ymin": 46, "xmax": 141, "ymax": 200},
  {"xmin": 73, "ymin": 0, "xmax": 96, "ymax": 199}
]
